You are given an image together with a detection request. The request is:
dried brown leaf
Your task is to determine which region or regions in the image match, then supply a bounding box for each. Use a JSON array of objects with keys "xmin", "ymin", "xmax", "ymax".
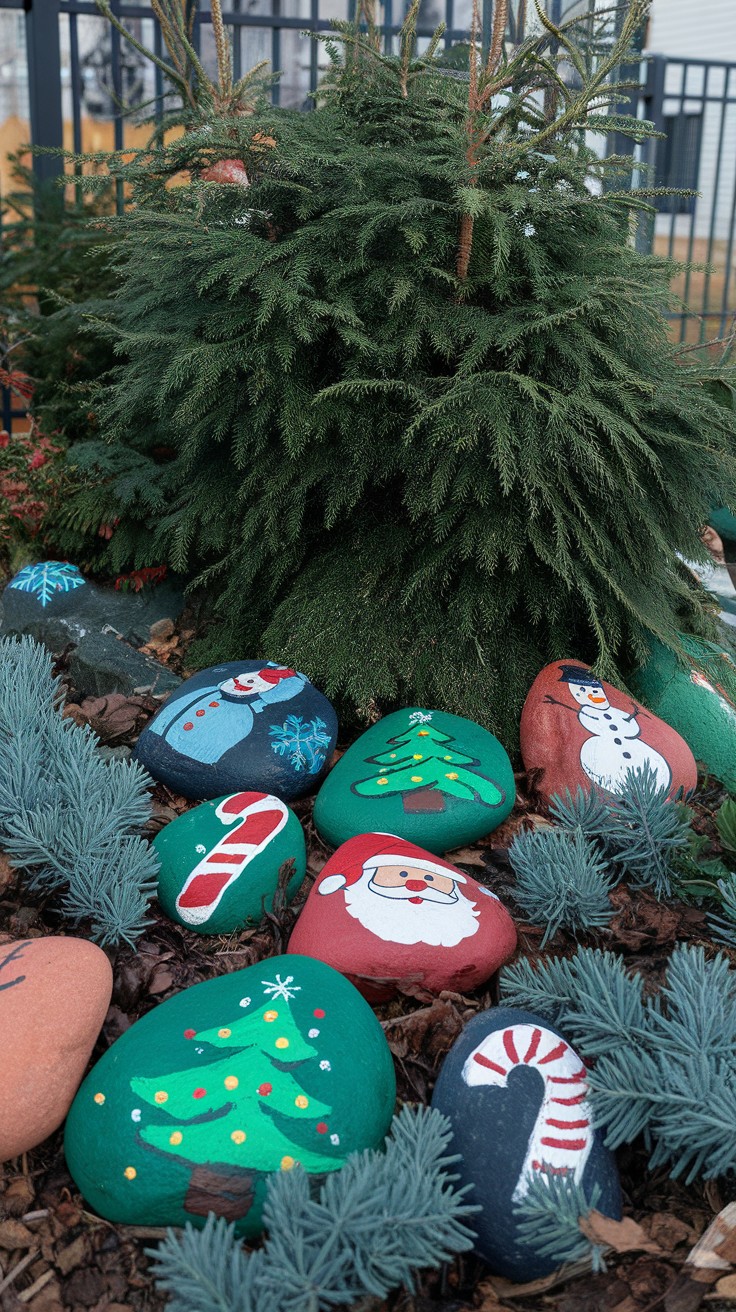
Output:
[{"xmin": 579, "ymin": 1211, "xmax": 663, "ymax": 1255}]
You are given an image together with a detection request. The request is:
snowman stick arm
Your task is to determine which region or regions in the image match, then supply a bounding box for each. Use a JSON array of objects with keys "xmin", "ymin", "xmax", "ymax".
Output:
[{"xmin": 542, "ymin": 694, "xmax": 578, "ymax": 713}]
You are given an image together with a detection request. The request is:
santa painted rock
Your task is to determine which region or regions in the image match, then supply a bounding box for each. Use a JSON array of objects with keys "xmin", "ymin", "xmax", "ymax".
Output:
[
  {"xmin": 288, "ymin": 834, "xmax": 516, "ymax": 1000},
  {"xmin": 431, "ymin": 1006, "xmax": 621, "ymax": 1282},
  {"xmin": 133, "ymin": 661, "xmax": 338, "ymax": 801},
  {"xmin": 154, "ymin": 791, "xmax": 306, "ymax": 934},
  {"xmin": 520, "ymin": 660, "xmax": 697, "ymax": 806},
  {"xmin": 64, "ymin": 954, "xmax": 396, "ymax": 1236},
  {"xmin": 313, "ymin": 709, "xmax": 515, "ymax": 855},
  {"xmin": 0, "ymin": 937, "xmax": 112, "ymax": 1162},
  {"xmin": 630, "ymin": 636, "xmax": 736, "ymax": 792}
]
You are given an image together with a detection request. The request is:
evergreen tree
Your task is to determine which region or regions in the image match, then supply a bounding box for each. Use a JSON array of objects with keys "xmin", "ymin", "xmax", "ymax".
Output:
[
  {"xmin": 352, "ymin": 716, "xmax": 504, "ymax": 811},
  {"xmin": 52, "ymin": 0, "xmax": 736, "ymax": 743},
  {"xmin": 133, "ymin": 994, "xmax": 334, "ymax": 1219}
]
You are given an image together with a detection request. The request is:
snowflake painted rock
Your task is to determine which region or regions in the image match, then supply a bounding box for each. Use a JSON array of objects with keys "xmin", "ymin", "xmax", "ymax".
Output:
[
  {"xmin": 155, "ymin": 792, "xmax": 306, "ymax": 934},
  {"xmin": 7, "ymin": 561, "xmax": 85, "ymax": 610},
  {"xmin": 431, "ymin": 1006, "xmax": 621, "ymax": 1282},
  {"xmin": 0, "ymin": 937, "xmax": 112, "ymax": 1162},
  {"xmin": 288, "ymin": 833, "xmax": 516, "ymax": 1001},
  {"xmin": 64, "ymin": 955, "xmax": 396, "ymax": 1235},
  {"xmin": 630, "ymin": 637, "xmax": 736, "ymax": 792},
  {"xmin": 133, "ymin": 662, "xmax": 338, "ymax": 801},
  {"xmin": 520, "ymin": 660, "xmax": 697, "ymax": 806},
  {"xmin": 313, "ymin": 708, "xmax": 515, "ymax": 855}
]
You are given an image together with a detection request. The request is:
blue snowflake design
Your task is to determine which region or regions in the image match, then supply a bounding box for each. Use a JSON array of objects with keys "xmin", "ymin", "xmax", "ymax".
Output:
[
  {"xmin": 269, "ymin": 715, "xmax": 331, "ymax": 775},
  {"xmin": 8, "ymin": 562, "xmax": 86, "ymax": 608}
]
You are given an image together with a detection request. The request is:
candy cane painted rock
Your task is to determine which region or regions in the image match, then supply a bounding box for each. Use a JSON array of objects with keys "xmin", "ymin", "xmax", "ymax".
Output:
[
  {"xmin": 431, "ymin": 1007, "xmax": 621, "ymax": 1282},
  {"xmin": 154, "ymin": 792, "xmax": 306, "ymax": 934},
  {"xmin": 288, "ymin": 833, "xmax": 517, "ymax": 1001}
]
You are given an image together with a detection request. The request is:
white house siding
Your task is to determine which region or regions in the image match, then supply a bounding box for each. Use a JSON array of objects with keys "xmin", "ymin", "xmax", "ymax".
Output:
[{"xmin": 647, "ymin": 0, "xmax": 736, "ymax": 240}]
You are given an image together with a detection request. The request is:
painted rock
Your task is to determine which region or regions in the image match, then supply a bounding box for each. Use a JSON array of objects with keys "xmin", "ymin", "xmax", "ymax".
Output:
[
  {"xmin": 0, "ymin": 937, "xmax": 113, "ymax": 1162},
  {"xmin": 288, "ymin": 833, "xmax": 516, "ymax": 1000},
  {"xmin": 313, "ymin": 708, "xmax": 515, "ymax": 855},
  {"xmin": 133, "ymin": 661, "xmax": 338, "ymax": 801},
  {"xmin": 431, "ymin": 1006, "xmax": 621, "ymax": 1282},
  {"xmin": 154, "ymin": 791, "xmax": 306, "ymax": 934},
  {"xmin": 64, "ymin": 954, "xmax": 396, "ymax": 1235},
  {"xmin": 709, "ymin": 507, "xmax": 736, "ymax": 545},
  {"xmin": 630, "ymin": 636, "xmax": 736, "ymax": 792},
  {"xmin": 520, "ymin": 659, "xmax": 697, "ymax": 805}
]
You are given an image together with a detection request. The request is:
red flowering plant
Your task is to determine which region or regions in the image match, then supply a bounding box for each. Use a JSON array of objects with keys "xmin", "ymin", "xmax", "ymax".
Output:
[{"xmin": 0, "ymin": 340, "xmax": 64, "ymax": 569}]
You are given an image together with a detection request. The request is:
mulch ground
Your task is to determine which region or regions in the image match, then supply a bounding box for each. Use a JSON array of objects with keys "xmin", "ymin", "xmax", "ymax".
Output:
[{"xmin": 2, "ymin": 615, "xmax": 736, "ymax": 1312}]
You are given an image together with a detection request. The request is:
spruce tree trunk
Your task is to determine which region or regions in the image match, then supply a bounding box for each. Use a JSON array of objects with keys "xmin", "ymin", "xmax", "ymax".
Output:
[
  {"xmin": 185, "ymin": 1164, "xmax": 254, "ymax": 1221},
  {"xmin": 402, "ymin": 788, "xmax": 445, "ymax": 813}
]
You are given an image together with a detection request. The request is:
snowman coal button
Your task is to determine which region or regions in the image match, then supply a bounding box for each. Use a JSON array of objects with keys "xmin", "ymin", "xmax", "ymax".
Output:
[{"xmin": 520, "ymin": 659, "xmax": 698, "ymax": 805}]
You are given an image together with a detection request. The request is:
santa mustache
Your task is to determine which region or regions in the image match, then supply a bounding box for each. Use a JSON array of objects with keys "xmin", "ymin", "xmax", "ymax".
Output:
[{"xmin": 367, "ymin": 877, "xmax": 458, "ymax": 905}]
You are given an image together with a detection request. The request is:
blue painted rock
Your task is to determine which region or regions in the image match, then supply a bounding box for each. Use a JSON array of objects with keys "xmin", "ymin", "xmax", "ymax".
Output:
[
  {"xmin": 288, "ymin": 833, "xmax": 516, "ymax": 1000},
  {"xmin": 1, "ymin": 937, "xmax": 112, "ymax": 1162},
  {"xmin": 431, "ymin": 1006, "xmax": 621, "ymax": 1282},
  {"xmin": 630, "ymin": 636, "xmax": 736, "ymax": 792},
  {"xmin": 313, "ymin": 709, "xmax": 515, "ymax": 855},
  {"xmin": 64, "ymin": 954, "xmax": 396, "ymax": 1235},
  {"xmin": 520, "ymin": 660, "xmax": 697, "ymax": 806},
  {"xmin": 154, "ymin": 791, "xmax": 306, "ymax": 934},
  {"xmin": 133, "ymin": 662, "xmax": 338, "ymax": 801}
]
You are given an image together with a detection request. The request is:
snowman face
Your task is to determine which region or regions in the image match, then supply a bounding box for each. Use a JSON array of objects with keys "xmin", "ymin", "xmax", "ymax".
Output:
[
  {"xmin": 568, "ymin": 680, "xmax": 609, "ymax": 710},
  {"xmin": 219, "ymin": 672, "xmax": 272, "ymax": 699}
]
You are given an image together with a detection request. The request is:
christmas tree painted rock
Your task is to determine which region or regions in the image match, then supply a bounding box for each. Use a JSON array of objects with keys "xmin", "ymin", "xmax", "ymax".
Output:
[
  {"xmin": 630, "ymin": 637, "xmax": 736, "ymax": 792},
  {"xmin": 1, "ymin": 937, "xmax": 112, "ymax": 1162},
  {"xmin": 520, "ymin": 660, "xmax": 697, "ymax": 806},
  {"xmin": 313, "ymin": 709, "xmax": 515, "ymax": 855},
  {"xmin": 431, "ymin": 1006, "xmax": 621, "ymax": 1282},
  {"xmin": 288, "ymin": 834, "xmax": 517, "ymax": 1001},
  {"xmin": 64, "ymin": 955, "xmax": 396, "ymax": 1235},
  {"xmin": 133, "ymin": 661, "xmax": 338, "ymax": 801},
  {"xmin": 154, "ymin": 792, "xmax": 306, "ymax": 934}
]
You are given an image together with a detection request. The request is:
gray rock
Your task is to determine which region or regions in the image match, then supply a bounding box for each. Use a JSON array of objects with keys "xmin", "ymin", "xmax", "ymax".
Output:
[
  {"xmin": 68, "ymin": 632, "xmax": 181, "ymax": 700},
  {"xmin": 97, "ymin": 745, "xmax": 134, "ymax": 763}
]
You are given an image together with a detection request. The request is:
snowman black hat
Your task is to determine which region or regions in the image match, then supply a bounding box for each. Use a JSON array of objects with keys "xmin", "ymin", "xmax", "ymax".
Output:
[{"xmin": 558, "ymin": 664, "xmax": 604, "ymax": 688}]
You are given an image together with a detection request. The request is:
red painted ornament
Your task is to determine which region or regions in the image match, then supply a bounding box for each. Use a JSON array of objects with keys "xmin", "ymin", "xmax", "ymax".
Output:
[
  {"xmin": 316, "ymin": 1122, "xmax": 328, "ymax": 1134},
  {"xmin": 183, "ymin": 1028, "xmax": 196, "ymax": 1039},
  {"xmin": 192, "ymin": 1087, "xmax": 206, "ymax": 1099},
  {"xmin": 258, "ymin": 1082, "xmax": 273, "ymax": 1096}
]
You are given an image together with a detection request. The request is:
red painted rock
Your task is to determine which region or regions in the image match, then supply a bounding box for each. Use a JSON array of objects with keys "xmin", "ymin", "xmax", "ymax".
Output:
[
  {"xmin": 201, "ymin": 159, "xmax": 250, "ymax": 187},
  {"xmin": 0, "ymin": 936, "xmax": 113, "ymax": 1161},
  {"xmin": 520, "ymin": 660, "xmax": 697, "ymax": 806},
  {"xmin": 288, "ymin": 833, "xmax": 517, "ymax": 1001}
]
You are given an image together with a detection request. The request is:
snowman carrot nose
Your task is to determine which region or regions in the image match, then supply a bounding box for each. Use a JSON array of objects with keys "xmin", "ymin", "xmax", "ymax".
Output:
[{"xmin": 588, "ymin": 695, "xmax": 606, "ymax": 702}]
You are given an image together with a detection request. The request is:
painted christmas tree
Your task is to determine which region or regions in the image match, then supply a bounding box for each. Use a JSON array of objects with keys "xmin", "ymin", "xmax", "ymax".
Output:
[
  {"xmin": 352, "ymin": 714, "xmax": 505, "ymax": 813},
  {"xmin": 131, "ymin": 976, "xmax": 335, "ymax": 1220}
]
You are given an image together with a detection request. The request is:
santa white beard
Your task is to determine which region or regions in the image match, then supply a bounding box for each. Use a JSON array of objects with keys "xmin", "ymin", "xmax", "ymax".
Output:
[{"xmin": 343, "ymin": 874, "xmax": 480, "ymax": 946}]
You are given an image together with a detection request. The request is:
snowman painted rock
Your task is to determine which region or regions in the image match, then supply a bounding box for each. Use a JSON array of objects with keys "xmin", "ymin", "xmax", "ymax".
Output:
[
  {"xmin": 520, "ymin": 660, "xmax": 697, "ymax": 806},
  {"xmin": 431, "ymin": 1006, "xmax": 621, "ymax": 1282},
  {"xmin": 154, "ymin": 792, "xmax": 306, "ymax": 934},
  {"xmin": 631, "ymin": 636, "xmax": 736, "ymax": 792},
  {"xmin": 313, "ymin": 709, "xmax": 515, "ymax": 855},
  {"xmin": 0, "ymin": 937, "xmax": 112, "ymax": 1161},
  {"xmin": 288, "ymin": 834, "xmax": 516, "ymax": 1000},
  {"xmin": 64, "ymin": 955, "xmax": 396, "ymax": 1235},
  {"xmin": 133, "ymin": 661, "xmax": 338, "ymax": 801}
]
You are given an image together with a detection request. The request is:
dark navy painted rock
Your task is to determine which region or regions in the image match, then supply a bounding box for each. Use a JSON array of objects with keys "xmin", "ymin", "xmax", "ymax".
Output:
[
  {"xmin": 431, "ymin": 1006, "xmax": 621, "ymax": 1282},
  {"xmin": 133, "ymin": 662, "xmax": 338, "ymax": 801}
]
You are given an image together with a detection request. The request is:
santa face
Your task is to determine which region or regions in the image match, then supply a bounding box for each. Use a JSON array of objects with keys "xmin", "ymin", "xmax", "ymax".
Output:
[
  {"xmin": 219, "ymin": 672, "xmax": 273, "ymax": 699},
  {"xmin": 343, "ymin": 863, "xmax": 480, "ymax": 947},
  {"xmin": 568, "ymin": 680, "xmax": 609, "ymax": 710}
]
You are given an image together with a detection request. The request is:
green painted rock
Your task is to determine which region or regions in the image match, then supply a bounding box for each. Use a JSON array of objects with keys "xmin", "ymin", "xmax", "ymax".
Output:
[
  {"xmin": 154, "ymin": 791, "xmax": 306, "ymax": 934},
  {"xmin": 709, "ymin": 507, "xmax": 736, "ymax": 545},
  {"xmin": 313, "ymin": 708, "xmax": 515, "ymax": 855},
  {"xmin": 630, "ymin": 636, "xmax": 736, "ymax": 791},
  {"xmin": 64, "ymin": 955, "xmax": 396, "ymax": 1235}
]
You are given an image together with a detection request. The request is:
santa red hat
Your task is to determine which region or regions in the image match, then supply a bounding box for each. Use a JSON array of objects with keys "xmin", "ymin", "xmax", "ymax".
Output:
[
  {"xmin": 258, "ymin": 666, "xmax": 297, "ymax": 685},
  {"xmin": 318, "ymin": 833, "xmax": 465, "ymax": 895}
]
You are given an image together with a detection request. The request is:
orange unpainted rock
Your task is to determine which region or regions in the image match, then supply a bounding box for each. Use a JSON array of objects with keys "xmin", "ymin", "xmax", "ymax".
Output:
[
  {"xmin": 0, "ymin": 936, "xmax": 112, "ymax": 1161},
  {"xmin": 520, "ymin": 659, "xmax": 698, "ymax": 807}
]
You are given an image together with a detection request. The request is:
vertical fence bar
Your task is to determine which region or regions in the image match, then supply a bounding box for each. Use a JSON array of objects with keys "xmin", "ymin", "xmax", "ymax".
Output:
[
  {"xmin": 69, "ymin": 11, "xmax": 82, "ymax": 155},
  {"xmin": 717, "ymin": 66, "xmax": 736, "ymax": 337},
  {"xmin": 24, "ymin": 0, "xmax": 64, "ymax": 189},
  {"xmin": 700, "ymin": 65, "xmax": 728, "ymax": 342},
  {"xmin": 153, "ymin": 17, "xmax": 165, "ymax": 123},
  {"xmin": 309, "ymin": 0, "xmax": 319, "ymax": 97},
  {"xmin": 271, "ymin": 9, "xmax": 281, "ymax": 105},
  {"xmin": 109, "ymin": 0, "xmax": 125, "ymax": 212},
  {"xmin": 681, "ymin": 63, "xmax": 706, "ymax": 342}
]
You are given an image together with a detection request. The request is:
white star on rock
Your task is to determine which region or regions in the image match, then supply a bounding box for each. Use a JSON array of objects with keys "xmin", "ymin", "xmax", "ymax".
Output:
[
  {"xmin": 320, "ymin": 1060, "xmax": 331, "ymax": 1071},
  {"xmin": 131, "ymin": 1108, "xmax": 142, "ymax": 1123},
  {"xmin": 262, "ymin": 974, "xmax": 301, "ymax": 1002}
]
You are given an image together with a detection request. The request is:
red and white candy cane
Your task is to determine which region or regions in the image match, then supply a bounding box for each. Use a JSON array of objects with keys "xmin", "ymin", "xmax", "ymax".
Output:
[
  {"xmin": 175, "ymin": 792, "xmax": 288, "ymax": 927},
  {"xmin": 462, "ymin": 1023, "xmax": 593, "ymax": 1200}
]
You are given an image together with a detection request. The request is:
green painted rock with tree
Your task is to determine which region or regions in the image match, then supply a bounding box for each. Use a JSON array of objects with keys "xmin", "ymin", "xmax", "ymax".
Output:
[
  {"xmin": 154, "ymin": 791, "xmax": 306, "ymax": 934},
  {"xmin": 630, "ymin": 635, "xmax": 736, "ymax": 792},
  {"xmin": 313, "ymin": 708, "xmax": 515, "ymax": 854},
  {"xmin": 64, "ymin": 955, "xmax": 396, "ymax": 1235}
]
